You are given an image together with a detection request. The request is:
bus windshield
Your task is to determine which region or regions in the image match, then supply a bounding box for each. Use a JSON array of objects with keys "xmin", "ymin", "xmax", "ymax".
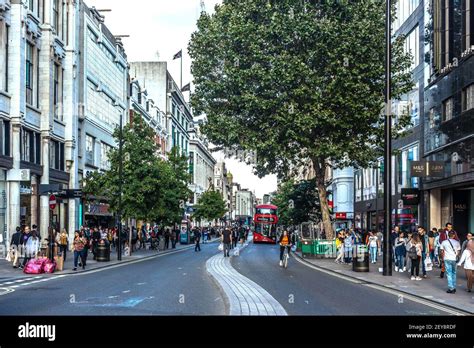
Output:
[
  {"xmin": 255, "ymin": 223, "xmax": 276, "ymax": 237},
  {"xmin": 256, "ymin": 208, "xmax": 277, "ymax": 215}
]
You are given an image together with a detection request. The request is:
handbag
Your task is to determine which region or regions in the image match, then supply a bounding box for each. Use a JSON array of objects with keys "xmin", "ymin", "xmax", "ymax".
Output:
[
  {"xmin": 218, "ymin": 243, "xmax": 224, "ymax": 251},
  {"xmin": 447, "ymin": 239, "xmax": 460, "ymax": 263},
  {"xmin": 424, "ymin": 255, "xmax": 433, "ymax": 271},
  {"xmin": 6, "ymin": 248, "xmax": 13, "ymax": 262}
]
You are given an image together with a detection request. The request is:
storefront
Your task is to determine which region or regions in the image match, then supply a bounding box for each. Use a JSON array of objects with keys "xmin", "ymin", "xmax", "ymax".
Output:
[
  {"xmin": 84, "ymin": 202, "xmax": 114, "ymax": 228},
  {"xmin": 0, "ymin": 170, "xmax": 7, "ymax": 248}
]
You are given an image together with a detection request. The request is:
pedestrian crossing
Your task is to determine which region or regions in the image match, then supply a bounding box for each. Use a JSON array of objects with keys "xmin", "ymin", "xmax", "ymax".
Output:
[{"xmin": 0, "ymin": 275, "xmax": 67, "ymax": 294}]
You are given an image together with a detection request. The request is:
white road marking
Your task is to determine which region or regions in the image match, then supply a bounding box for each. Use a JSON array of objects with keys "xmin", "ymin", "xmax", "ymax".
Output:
[
  {"xmin": 108, "ymin": 296, "xmax": 119, "ymax": 299},
  {"xmin": 122, "ymin": 290, "xmax": 130, "ymax": 293}
]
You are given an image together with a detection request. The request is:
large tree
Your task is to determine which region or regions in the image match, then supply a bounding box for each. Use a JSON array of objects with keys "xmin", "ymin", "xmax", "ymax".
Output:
[
  {"xmin": 193, "ymin": 190, "xmax": 227, "ymax": 224},
  {"xmin": 272, "ymin": 179, "xmax": 321, "ymax": 227},
  {"xmin": 189, "ymin": 0, "xmax": 413, "ymax": 239},
  {"xmin": 83, "ymin": 115, "xmax": 191, "ymax": 225}
]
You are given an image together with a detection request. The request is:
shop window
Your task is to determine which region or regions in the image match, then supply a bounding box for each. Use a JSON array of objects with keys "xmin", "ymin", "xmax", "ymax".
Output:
[{"xmin": 462, "ymin": 84, "xmax": 474, "ymax": 112}]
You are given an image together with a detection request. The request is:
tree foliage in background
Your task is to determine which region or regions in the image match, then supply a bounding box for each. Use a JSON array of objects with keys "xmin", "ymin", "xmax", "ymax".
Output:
[
  {"xmin": 83, "ymin": 115, "xmax": 191, "ymax": 225},
  {"xmin": 272, "ymin": 179, "xmax": 321, "ymax": 227},
  {"xmin": 189, "ymin": 0, "xmax": 414, "ymax": 239},
  {"xmin": 193, "ymin": 190, "xmax": 227, "ymax": 223}
]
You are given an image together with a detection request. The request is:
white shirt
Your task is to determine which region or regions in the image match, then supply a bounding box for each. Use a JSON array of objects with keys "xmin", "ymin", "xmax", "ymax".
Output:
[
  {"xmin": 458, "ymin": 250, "xmax": 474, "ymax": 270},
  {"xmin": 369, "ymin": 236, "xmax": 378, "ymax": 247},
  {"xmin": 440, "ymin": 239, "xmax": 461, "ymax": 261}
]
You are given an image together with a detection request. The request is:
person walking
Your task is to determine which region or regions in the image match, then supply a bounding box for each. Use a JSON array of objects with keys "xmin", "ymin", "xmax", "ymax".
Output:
[
  {"xmin": 73, "ymin": 231, "xmax": 87, "ymax": 271},
  {"xmin": 438, "ymin": 223, "xmax": 460, "ymax": 278},
  {"xmin": 164, "ymin": 229, "xmax": 170, "ymax": 250},
  {"xmin": 407, "ymin": 233, "xmax": 422, "ymax": 281},
  {"xmin": 343, "ymin": 231, "xmax": 354, "ymax": 264},
  {"xmin": 222, "ymin": 228, "xmax": 232, "ymax": 257},
  {"xmin": 171, "ymin": 229, "xmax": 176, "ymax": 249},
  {"xmin": 80, "ymin": 228, "xmax": 90, "ymax": 267},
  {"xmin": 57, "ymin": 228, "xmax": 69, "ymax": 262},
  {"xmin": 457, "ymin": 240, "xmax": 474, "ymax": 293},
  {"xmin": 394, "ymin": 232, "xmax": 407, "ymax": 272},
  {"xmin": 194, "ymin": 228, "xmax": 201, "ymax": 252},
  {"xmin": 91, "ymin": 227, "xmax": 101, "ymax": 260},
  {"xmin": 367, "ymin": 231, "xmax": 378, "ymax": 264},
  {"xmin": 10, "ymin": 227, "xmax": 23, "ymax": 268},
  {"xmin": 335, "ymin": 231, "xmax": 344, "ymax": 264},
  {"xmin": 461, "ymin": 233, "xmax": 473, "ymax": 254},
  {"xmin": 22, "ymin": 229, "xmax": 40, "ymax": 268},
  {"xmin": 418, "ymin": 226, "xmax": 429, "ymax": 278},
  {"xmin": 440, "ymin": 230, "xmax": 461, "ymax": 293}
]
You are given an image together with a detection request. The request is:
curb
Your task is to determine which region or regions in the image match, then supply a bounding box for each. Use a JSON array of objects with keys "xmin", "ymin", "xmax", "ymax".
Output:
[
  {"xmin": 55, "ymin": 238, "xmax": 221, "ymax": 276},
  {"xmin": 292, "ymin": 251, "xmax": 473, "ymax": 316}
]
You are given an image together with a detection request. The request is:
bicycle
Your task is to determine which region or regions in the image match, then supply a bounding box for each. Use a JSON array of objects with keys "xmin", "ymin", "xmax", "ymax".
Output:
[{"xmin": 282, "ymin": 245, "xmax": 289, "ymax": 268}]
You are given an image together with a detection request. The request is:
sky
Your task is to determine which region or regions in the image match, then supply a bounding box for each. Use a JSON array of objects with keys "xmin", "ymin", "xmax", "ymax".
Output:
[{"xmin": 85, "ymin": 0, "xmax": 278, "ymax": 198}]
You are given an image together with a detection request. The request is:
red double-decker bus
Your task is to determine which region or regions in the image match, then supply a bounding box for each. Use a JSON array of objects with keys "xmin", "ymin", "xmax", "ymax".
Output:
[{"xmin": 253, "ymin": 204, "xmax": 278, "ymax": 243}]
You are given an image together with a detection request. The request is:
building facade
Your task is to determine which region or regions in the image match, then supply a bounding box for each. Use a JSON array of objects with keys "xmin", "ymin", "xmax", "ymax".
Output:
[
  {"xmin": 1, "ymin": 0, "xmax": 82, "ymax": 246},
  {"xmin": 355, "ymin": 0, "xmax": 425, "ymax": 233},
  {"xmin": 422, "ymin": 0, "xmax": 474, "ymax": 240},
  {"xmin": 78, "ymin": 4, "xmax": 128, "ymax": 228},
  {"xmin": 188, "ymin": 122, "xmax": 216, "ymax": 218},
  {"xmin": 234, "ymin": 189, "xmax": 254, "ymax": 226},
  {"xmin": 328, "ymin": 167, "xmax": 354, "ymax": 230},
  {"xmin": 214, "ymin": 161, "xmax": 232, "ymax": 223}
]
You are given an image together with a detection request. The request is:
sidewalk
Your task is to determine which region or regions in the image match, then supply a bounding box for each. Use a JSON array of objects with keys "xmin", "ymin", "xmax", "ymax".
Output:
[
  {"xmin": 0, "ymin": 237, "xmax": 220, "ymax": 281},
  {"xmin": 293, "ymin": 251, "xmax": 474, "ymax": 314}
]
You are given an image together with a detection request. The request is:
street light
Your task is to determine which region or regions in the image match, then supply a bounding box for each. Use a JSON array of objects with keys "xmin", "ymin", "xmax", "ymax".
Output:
[{"xmin": 383, "ymin": 0, "xmax": 393, "ymax": 276}]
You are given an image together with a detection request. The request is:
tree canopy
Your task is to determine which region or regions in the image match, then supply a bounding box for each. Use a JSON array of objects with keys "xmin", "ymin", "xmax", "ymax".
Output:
[
  {"xmin": 193, "ymin": 190, "xmax": 227, "ymax": 223},
  {"xmin": 189, "ymin": 0, "xmax": 413, "ymax": 238}
]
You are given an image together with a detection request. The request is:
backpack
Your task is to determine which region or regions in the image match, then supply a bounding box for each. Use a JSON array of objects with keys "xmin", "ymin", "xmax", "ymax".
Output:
[
  {"xmin": 407, "ymin": 245, "xmax": 418, "ymax": 260},
  {"xmin": 60, "ymin": 233, "xmax": 68, "ymax": 245}
]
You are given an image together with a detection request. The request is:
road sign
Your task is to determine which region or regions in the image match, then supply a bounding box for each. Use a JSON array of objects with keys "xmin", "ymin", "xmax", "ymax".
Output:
[{"xmin": 49, "ymin": 195, "xmax": 57, "ymax": 210}]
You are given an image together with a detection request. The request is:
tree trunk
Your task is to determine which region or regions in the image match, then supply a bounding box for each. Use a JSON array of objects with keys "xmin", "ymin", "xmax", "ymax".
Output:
[{"xmin": 311, "ymin": 157, "xmax": 334, "ymax": 240}]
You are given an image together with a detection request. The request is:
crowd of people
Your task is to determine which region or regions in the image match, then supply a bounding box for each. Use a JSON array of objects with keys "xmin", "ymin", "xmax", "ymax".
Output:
[{"xmin": 333, "ymin": 223, "xmax": 473, "ymax": 294}]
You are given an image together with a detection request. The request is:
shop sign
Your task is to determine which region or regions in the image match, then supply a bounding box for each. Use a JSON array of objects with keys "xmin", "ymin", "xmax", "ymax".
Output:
[
  {"xmin": 20, "ymin": 185, "xmax": 32, "ymax": 195},
  {"xmin": 86, "ymin": 203, "xmax": 112, "ymax": 216},
  {"xmin": 427, "ymin": 162, "xmax": 444, "ymax": 177},
  {"xmin": 335, "ymin": 212, "xmax": 347, "ymax": 219},
  {"xmin": 401, "ymin": 188, "xmax": 420, "ymax": 206},
  {"xmin": 410, "ymin": 161, "xmax": 426, "ymax": 177}
]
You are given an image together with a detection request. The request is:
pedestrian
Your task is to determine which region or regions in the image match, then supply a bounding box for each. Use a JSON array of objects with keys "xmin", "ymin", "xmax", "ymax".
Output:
[
  {"xmin": 170, "ymin": 228, "xmax": 176, "ymax": 249},
  {"xmin": 45, "ymin": 229, "xmax": 58, "ymax": 261},
  {"xmin": 335, "ymin": 231, "xmax": 344, "ymax": 264},
  {"xmin": 438, "ymin": 223, "xmax": 460, "ymax": 278},
  {"xmin": 80, "ymin": 229, "xmax": 90, "ymax": 267},
  {"xmin": 239, "ymin": 227, "xmax": 246, "ymax": 246},
  {"xmin": 417, "ymin": 226, "xmax": 429, "ymax": 278},
  {"xmin": 9, "ymin": 226, "xmax": 23, "ymax": 268},
  {"xmin": 232, "ymin": 228, "xmax": 238, "ymax": 248},
  {"xmin": 390, "ymin": 226, "xmax": 400, "ymax": 263},
  {"xmin": 194, "ymin": 228, "xmax": 201, "ymax": 252},
  {"xmin": 343, "ymin": 231, "xmax": 353, "ymax": 263},
  {"xmin": 73, "ymin": 231, "xmax": 87, "ymax": 271},
  {"xmin": 394, "ymin": 232, "xmax": 407, "ymax": 272},
  {"xmin": 164, "ymin": 229, "xmax": 170, "ymax": 249},
  {"xmin": 428, "ymin": 228, "xmax": 436, "ymax": 267},
  {"xmin": 132, "ymin": 227, "xmax": 138, "ymax": 252},
  {"xmin": 406, "ymin": 233, "xmax": 422, "ymax": 281},
  {"xmin": 376, "ymin": 230, "xmax": 384, "ymax": 256},
  {"xmin": 22, "ymin": 229, "xmax": 40, "ymax": 268},
  {"xmin": 440, "ymin": 230, "xmax": 461, "ymax": 293},
  {"xmin": 457, "ymin": 240, "xmax": 474, "ymax": 293},
  {"xmin": 57, "ymin": 228, "xmax": 69, "ymax": 262},
  {"xmin": 222, "ymin": 228, "xmax": 232, "ymax": 257},
  {"xmin": 367, "ymin": 231, "xmax": 378, "ymax": 264},
  {"xmin": 461, "ymin": 233, "xmax": 473, "ymax": 254},
  {"xmin": 92, "ymin": 227, "xmax": 101, "ymax": 260}
]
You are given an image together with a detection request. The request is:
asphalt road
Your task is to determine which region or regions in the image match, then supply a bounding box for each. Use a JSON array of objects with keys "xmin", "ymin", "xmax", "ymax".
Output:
[
  {"xmin": 231, "ymin": 243, "xmax": 452, "ymax": 315},
  {"xmin": 0, "ymin": 243, "xmax": 226, "ymax": 315}
]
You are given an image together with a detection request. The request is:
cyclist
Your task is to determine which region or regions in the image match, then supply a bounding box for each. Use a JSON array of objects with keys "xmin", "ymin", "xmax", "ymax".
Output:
[{"xmin": 279, "ymin": 230, "xmax": 293, "ymax": 267}]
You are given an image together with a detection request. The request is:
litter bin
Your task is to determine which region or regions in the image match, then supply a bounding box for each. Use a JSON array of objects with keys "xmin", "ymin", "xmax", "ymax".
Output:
[
  {"xmin": 352, "ymin": 244, "xmax": 369, "ymax": 272},
  {"xmin": 96, "ymin": 239, "xmax": 110, "ymax": 262}
]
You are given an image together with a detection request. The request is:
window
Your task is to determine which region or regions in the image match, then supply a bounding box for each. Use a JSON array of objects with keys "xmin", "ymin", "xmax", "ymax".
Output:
[
  {"xmin": 397, "ymin": 144, "xmax": 419, "ymax": 191},
  {"xmin": 52, "ymin": 0, "xmax": 60, "ymax": 34},
  {"xmin": 53, "ymin": 63, "xmax": 63, "ymax": 120},
  {"xmin": 442, "ymin": 97, "xmax": 454, "ymax": 122},
  {"xmin": 462, "ymin": 84, "xmax": 474, "ymax": 111},
  {"xmin": 404, "ymin": 26, "xmax": 419, "ymax": 71},
  {"xmin": 0, "ymin": 23, "xmax": 8, "ymax": 92},
  {"xmin": 26, "ymin": 43, "xmax": 34, "ymax": 105},
  {"xmin": 394, "ymin": 0, "xmax": 420, "ymax": 31},
  {"xmin": 100, "ymin": 142, "xmax": 112, "ymax": 170},
  {"xmin": 21, "ymin": 130, "xmax": 30, "ymax": 162},
  {"xmin": 85, "ymin": 135, "xmax": 95, "ymax": 166},
  {"xmin": 0, "ymin": 119, "xmax": 10, "ymax": 156},
  {"xmin": 49, "ymin": 140, "xmax": 64, "ymax": 170}
]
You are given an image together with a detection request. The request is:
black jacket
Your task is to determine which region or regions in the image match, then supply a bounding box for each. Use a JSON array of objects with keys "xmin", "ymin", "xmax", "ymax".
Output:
[{"xmin": 10, "ymin": 232, "xmax": 22, "ymax": 246}]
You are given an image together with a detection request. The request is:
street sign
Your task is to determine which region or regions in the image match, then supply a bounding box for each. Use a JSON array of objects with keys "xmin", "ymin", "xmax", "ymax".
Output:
[
  {"xmin": 401, "ymin": 188, "xmax": 420, "ymax": 206},
  {"xmin": 49, "ymin": 195, "xmax": 57, "ymax": 210},
  {"xmin": 39, "ymin": 184, "xmax": 60, "ymax": 196},
  {"xmin": 66, "ymin": 189, "xmax": 83, "ymax": 199},
  {"xmin": 410, "ymin": 161, "xmax": 426, "ymax": 177}
]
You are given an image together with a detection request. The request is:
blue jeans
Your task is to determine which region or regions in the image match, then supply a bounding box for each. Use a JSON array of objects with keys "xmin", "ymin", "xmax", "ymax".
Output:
[
  {"xmin": 421, "ymin": 251, "xmax": 426, "ymax": 275},
  {"xmin": 369, "ymin": 246, "xmax": 377, "ymax": 263},
  {"xmin": 444, "ymin": 260, "xmax": 457, "ymax": 290},
  {"xmin": 73, "ymin": 250, "xmax": 82, "ymax": 268},
  {"xmin": 396, "ymin": 254, "xmax": 405, "ymax": 269}
]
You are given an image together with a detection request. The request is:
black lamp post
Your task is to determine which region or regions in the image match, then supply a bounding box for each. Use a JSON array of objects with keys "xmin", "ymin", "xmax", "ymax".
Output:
[
  {"xmin": 117, "ymin": 112, "xmax": 124, "ymax": 261},
  {"xmin": 383, "ymin": 0, "xmax": 393, "ymax": 276}
]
